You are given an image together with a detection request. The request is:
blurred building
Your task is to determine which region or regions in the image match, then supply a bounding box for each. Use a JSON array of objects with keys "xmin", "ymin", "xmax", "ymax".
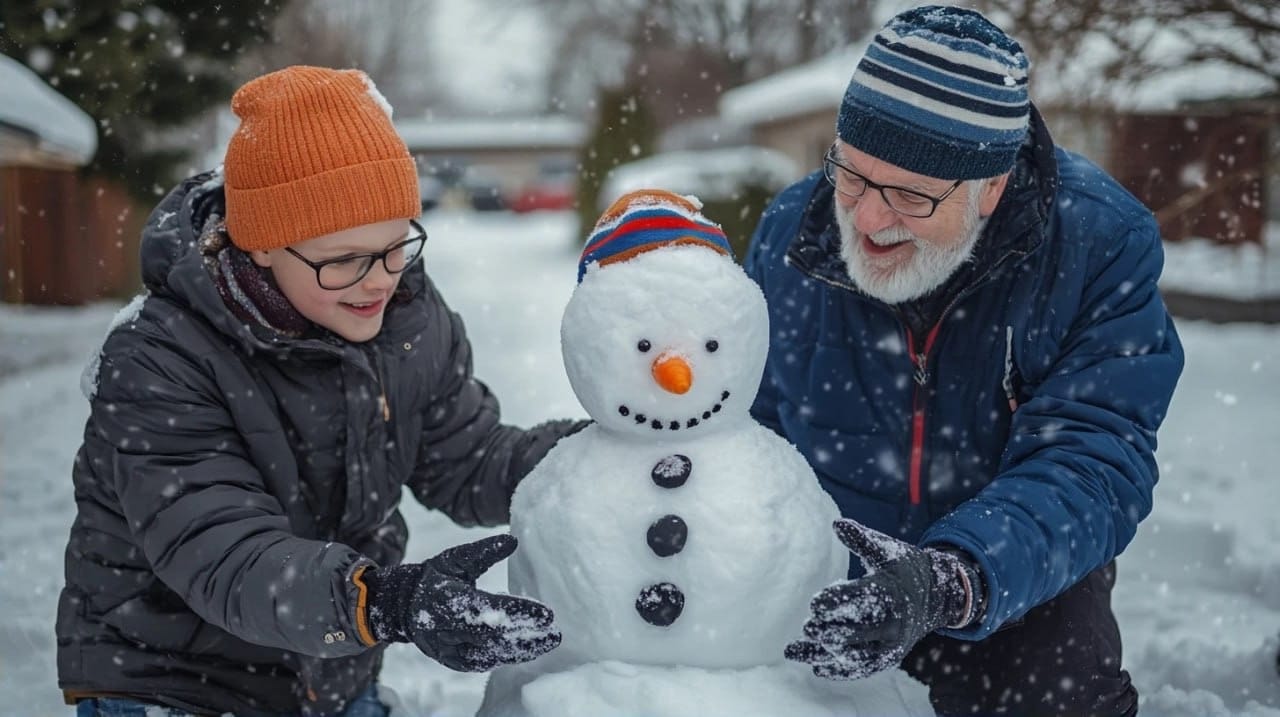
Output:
[
  {"xmin": 0, "ymin": 53, "xmax": 138, "ymax": 305},
  {"xmin": 396, "ymin": 116, "xmax": 585, "ymax": 212},
  {"xmin": 718, "ymin": 45, "xmax": 864, "ymax": 178}
]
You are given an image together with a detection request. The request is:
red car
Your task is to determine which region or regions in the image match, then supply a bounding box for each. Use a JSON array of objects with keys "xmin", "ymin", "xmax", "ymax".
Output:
[{"xmin": 509, "ymin": 179, "xmax": 577, "ymax": 213}]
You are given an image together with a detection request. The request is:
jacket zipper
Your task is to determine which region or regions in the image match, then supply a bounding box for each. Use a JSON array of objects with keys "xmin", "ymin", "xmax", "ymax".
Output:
[
  {"xmin": 793, "ymin": 246, "xmax": 1029, "ymax": 508},
  {"xmin": 903, "ymin": 321, "xmax": 944, "ymax": 505},
  {"xmin": 368, "ymin": 345, "xmax": 390, "ymax": 422}
]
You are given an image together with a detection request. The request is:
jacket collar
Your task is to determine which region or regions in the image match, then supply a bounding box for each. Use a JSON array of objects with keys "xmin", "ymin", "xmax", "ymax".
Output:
[{"xmin": 786, "ymin": 103, "xmax": 1059, "ymax": 307}]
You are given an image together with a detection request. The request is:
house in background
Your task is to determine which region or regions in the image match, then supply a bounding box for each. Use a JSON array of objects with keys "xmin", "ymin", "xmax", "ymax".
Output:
[
  {"xmin": 0, "ymin": 53, "xmax": 135, "ymax": 306},
  {"xmin": 395, "ymin": 116, "xmax": 585, "ymax": 211},
  {"xmin": 1028, "ymin": 25, "xmax": 1278, "ymax": 249},
  {"xmin": 718, "ymin": 45, "xmax": 865, "ymax": 180}
]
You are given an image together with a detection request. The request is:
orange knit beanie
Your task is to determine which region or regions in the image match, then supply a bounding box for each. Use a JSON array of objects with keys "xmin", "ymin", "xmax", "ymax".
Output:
[{"xmin": 223, "ymin": 66, "xmax": 420, "ymax": 252}]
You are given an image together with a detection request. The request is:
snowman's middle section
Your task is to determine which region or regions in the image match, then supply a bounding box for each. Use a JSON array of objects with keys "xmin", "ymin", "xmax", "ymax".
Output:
[{"xmin": 507, "ymin": 420, "xmax": 848, "ymax": 670}]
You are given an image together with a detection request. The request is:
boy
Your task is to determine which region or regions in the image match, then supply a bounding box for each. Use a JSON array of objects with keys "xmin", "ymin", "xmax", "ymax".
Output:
[{"xmin": 58, "ymin": 66, "xmax": 577, "ymax": 716}]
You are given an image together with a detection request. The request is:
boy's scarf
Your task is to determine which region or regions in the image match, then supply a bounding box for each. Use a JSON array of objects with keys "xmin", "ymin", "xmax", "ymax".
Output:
[{"xmin": 201, "ymin": 216, "xmax": 312, "ymax": 338}]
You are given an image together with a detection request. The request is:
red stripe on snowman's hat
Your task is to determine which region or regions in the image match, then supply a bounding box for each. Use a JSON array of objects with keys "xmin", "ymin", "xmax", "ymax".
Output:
[{"xmin": 579, "ymin": 190, "xmax": 731, "ymax": 282}]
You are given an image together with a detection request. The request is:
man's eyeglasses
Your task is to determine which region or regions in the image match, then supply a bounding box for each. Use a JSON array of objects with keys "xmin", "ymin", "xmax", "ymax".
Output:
[
  {"xmin": 284, "ymin": 220, "xmax": 428, "ymax": 290},
  {"xmin": 823, "ymin": 146, "xmax": 962, "ymax": 219}
]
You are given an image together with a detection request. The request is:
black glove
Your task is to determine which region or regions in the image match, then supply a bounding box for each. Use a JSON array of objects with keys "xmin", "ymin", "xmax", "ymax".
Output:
[
  {"xmin": 362, "ymin": 534, "xmax": 561, "ymax": 672},
  {"xmin": 785, "ymin": 519, "xmax": 982, "ymax": 680}
]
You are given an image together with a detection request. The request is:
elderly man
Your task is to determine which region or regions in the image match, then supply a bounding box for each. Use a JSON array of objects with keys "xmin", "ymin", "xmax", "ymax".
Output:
[{"xmin": 745, "ymin": 5, "xmax": 1184, "ymax": 716}]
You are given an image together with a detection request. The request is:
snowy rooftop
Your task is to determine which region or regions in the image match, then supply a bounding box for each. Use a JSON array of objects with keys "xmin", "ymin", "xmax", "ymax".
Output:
[
  {"xmin": 395, "ymin": 116, "xmax": 586, "ymax": 151},
  {"xmin": 718, "ymin": 45, "xmax": 865, "ymax": 129},
  {"xmin": 0, "ymin": 53, "xmax": 97, "ymax": 166}
]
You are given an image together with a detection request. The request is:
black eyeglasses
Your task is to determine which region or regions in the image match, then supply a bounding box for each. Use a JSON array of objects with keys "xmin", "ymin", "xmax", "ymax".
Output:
[
  {"xmin": 284, "ymin": 220, "xmax": 427, "ymax": 290},
  {"xmin": 823, "ymin": 146, "xmax": 962, "ymax": 219}
]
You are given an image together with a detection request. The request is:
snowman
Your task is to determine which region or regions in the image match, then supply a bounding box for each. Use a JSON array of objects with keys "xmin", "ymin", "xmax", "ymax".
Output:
[{"xmin": 479, "ymin": 190, "xmax": 932, "ymax": 717}]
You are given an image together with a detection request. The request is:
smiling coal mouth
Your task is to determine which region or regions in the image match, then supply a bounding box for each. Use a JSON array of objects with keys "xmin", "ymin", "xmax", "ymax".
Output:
[{"xmin": 617, "ymin": 390, "xmax": 731, "ymax": 431}]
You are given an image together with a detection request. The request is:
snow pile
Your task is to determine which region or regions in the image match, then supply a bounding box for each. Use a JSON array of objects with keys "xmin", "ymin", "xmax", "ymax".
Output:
[{"xmin": 516, "ymin": 660, "xmax": 926, "ymax": 717}]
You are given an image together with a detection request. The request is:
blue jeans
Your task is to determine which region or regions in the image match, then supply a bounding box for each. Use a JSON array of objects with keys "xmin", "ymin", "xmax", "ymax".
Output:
[{"xmin": 75, "ymin": 683, "xmax": 390, "ymax": 717}]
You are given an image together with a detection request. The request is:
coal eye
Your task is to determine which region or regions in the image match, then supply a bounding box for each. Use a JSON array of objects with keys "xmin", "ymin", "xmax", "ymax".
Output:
[
  {"xmin": 705, "ymin": 340, "xmax": 719, "ymax": 353},
  {"xmin": 637, "ymin": 339, "xmax": 651, "ymax": 353}
]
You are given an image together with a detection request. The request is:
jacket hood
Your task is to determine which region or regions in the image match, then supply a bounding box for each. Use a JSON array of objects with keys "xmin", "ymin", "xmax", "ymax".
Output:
[
  {"xmin": 140, "ymin": 169, "xmax": 225, "ymax": 293},
  {"xmin": 138, "ymin": 170, "xmax": 428, "ymax": 357}
]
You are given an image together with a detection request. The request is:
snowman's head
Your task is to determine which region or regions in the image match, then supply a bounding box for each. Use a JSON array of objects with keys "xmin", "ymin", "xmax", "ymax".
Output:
[{"xmin": 562, "ymin": 191, "xmax": 768, "ymax": 439}]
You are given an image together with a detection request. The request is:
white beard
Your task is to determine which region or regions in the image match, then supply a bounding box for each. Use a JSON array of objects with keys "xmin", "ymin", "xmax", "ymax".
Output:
[{"xmin": 836, "ymin": 188, "xmax": 987, "ymax": 305}]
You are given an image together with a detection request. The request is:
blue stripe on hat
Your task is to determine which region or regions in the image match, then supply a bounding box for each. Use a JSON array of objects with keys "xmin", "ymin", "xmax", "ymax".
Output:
[
  {"xmin": 584, "ymin": 227, "xmax": 728, "ymax": 260},
  {"xmin": 845, "ymin": 80, "xmax": 1026, "ymax": 146},
  {"xmin": 858, "ymin": 60, "xmax": 1028, "ymax": 119},
  {"xmin": 871, "ymin": 34, "xmax": 1027, "ymax": 88},
  {"xmin": 864, "ymin": 43, "xmax": 1027, "ymax": 106}
]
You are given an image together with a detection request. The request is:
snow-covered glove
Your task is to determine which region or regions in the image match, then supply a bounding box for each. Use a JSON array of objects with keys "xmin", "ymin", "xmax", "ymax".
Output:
[
  {"xmin": 785, "ymin": 519, "xmax": 982, "ymax": 680},
  {"xmin": 361, "ymin": 534, "xmax": 561, "ymax": 672}
]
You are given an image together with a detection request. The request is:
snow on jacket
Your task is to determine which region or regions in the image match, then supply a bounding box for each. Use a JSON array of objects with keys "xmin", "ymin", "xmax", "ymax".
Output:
[
  {"xmin": 744, "ymin": 108, "xmax": 1183, "ymax": 641},
  {"xmin": 56, "ymin": 171, "xmax": 581, "ymax": 715}
]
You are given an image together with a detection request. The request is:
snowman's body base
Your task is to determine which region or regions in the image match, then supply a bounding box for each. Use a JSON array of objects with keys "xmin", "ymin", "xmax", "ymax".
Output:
[{"xmin": 478, "ymin": 659, "xmax": 933, "ymax": 717}]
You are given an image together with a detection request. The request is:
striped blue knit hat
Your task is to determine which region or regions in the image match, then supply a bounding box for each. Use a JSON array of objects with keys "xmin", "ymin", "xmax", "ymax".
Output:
[
  {"xmin": 837, "ymin": 5, "xmax": 1030, "ymax": 180},
  {"xmin": 579, "ymin": 190, "xmax": 732, "ymax": 282}
]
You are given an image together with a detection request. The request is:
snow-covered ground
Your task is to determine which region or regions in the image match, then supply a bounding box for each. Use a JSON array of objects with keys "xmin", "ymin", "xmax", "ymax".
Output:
[{"xmin": 1, "ymin": 209, "xmax": 1278, "ymax": 716}]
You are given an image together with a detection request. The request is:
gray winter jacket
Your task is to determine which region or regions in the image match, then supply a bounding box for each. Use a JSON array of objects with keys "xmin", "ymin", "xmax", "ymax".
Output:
[{"xmin": 56, "ymin": 172, "xmax": 580, "ymax": 715}]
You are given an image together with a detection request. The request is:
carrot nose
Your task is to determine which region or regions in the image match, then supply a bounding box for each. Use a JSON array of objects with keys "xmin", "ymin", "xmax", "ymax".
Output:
[{"xmin": 652, "ymin": 353, "xmax": 693, "ymax": 394}]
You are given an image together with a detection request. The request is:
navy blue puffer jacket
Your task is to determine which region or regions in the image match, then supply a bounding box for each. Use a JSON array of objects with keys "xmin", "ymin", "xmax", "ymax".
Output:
[{"xmin": 744, "ymin": 109, "xmax": 1183, "ymax": 640}]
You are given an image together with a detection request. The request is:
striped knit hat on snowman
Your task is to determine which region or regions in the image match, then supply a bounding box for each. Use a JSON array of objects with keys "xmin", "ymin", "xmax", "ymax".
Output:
[{"xmin": 578, "ymin": 190, "xmax": 733, "ymax": 283}]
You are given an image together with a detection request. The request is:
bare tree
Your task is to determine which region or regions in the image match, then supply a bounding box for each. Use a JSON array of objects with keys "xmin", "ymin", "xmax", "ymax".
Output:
[
  {"xmin": 975, "ymin": 0, "xmax": 1279, "ymax": 110},
  {"xmin": 533, "ymin": 0, "xmax": 876, "ymax": 119},
  {"xmin": 1119, "ymin": 0, "xmax": 1280, "ymax": 82},
  {"xmin": 243, "ymin": 0, "xmax": 441, "ymax": 116}
]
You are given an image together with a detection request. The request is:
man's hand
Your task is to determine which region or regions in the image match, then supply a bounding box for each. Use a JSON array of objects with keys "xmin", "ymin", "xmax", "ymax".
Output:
[
  {"xmin": 362, "ymin": 534, "xmax": 561, "ymax": 672},
  {"xmin": 785, "ymin": 519, "xmax": 978, "ymax": 680}
]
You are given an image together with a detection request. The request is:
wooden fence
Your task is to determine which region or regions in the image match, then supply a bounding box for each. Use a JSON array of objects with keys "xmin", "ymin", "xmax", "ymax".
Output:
[{"xmin": 0, "ymin": 167, "xmax": 144, "ymax": 305}]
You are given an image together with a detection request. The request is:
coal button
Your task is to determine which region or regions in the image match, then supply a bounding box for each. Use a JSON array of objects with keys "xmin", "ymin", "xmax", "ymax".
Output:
[
  {"xmin": 650, "ymin": 454, "xmax": 691, "ymax": 489},
  {"xmin": 636, "ymin": 582, "xmax": 684, "ymax": 626},
  {"xmin": 646, "ymin": 515, "xmax": 688, "ymax": 557}
]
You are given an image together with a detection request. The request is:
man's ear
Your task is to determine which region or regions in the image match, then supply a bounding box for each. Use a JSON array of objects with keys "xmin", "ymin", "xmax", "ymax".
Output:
[
  {"xmin": 248, "ymin": 249, "xmax": 273, "ymax": 268},
  {"xmin": 978, "ymin": 173, "xmax": 1011, "ymax": 217}
]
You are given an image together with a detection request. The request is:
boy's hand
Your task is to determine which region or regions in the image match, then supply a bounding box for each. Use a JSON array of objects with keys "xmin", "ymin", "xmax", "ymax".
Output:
[{"xmin": 362, "ymin": 534, "xmax": 561, "ymax": 671}]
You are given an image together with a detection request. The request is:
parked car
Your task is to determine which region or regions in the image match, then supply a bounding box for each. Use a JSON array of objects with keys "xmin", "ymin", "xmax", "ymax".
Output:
[
  {"xmin": 597, "ymin": 146, "xmax": 799, "ymax": 211},
  {"xmin": 509, "ymin": 160, "xmax": 578, "ymax": 213},
  {"xmin": 461, "ymin": 167, "xmax": 506, "ymax": 212},
  {"xmin": 418, "ymin": 174, "xmax": 446, "ymax": 212},
  {"xmin": 509, "ymin": 178, "xmax": 576, "ymax": 212}
]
